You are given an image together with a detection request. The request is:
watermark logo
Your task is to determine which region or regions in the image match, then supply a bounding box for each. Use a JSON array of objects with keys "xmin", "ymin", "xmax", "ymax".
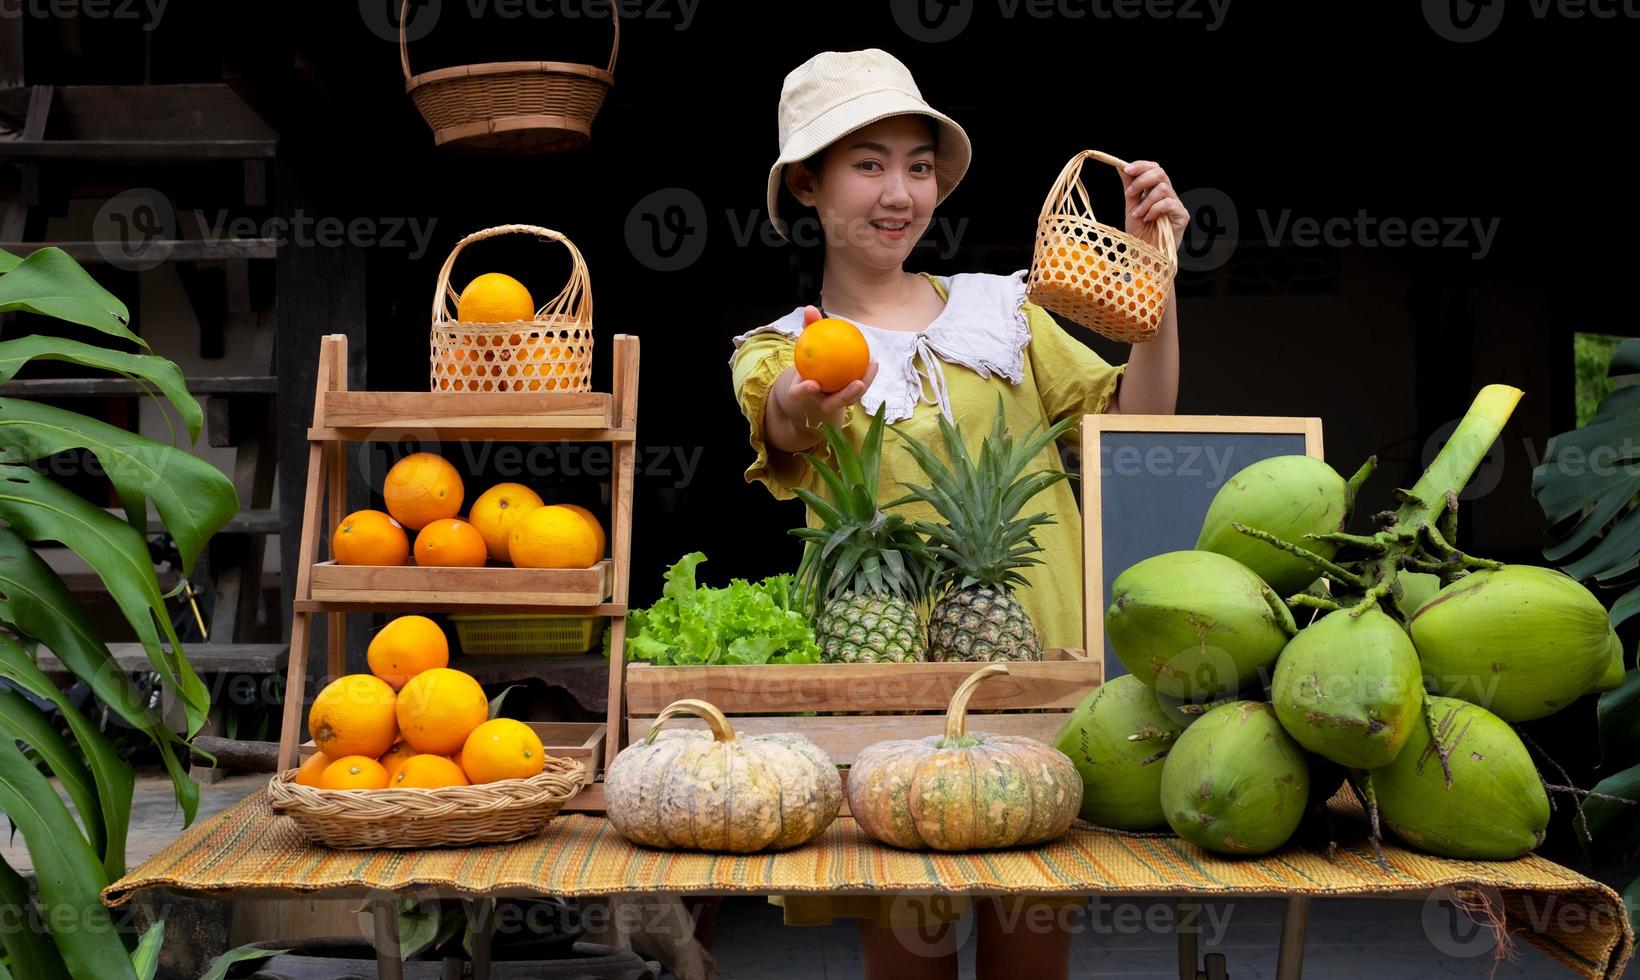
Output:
[
  {"xmin": 1421, "ymin": 887, "xmax": 1502, "ymax": 958},
  {"xmin": 626, "ymin": 188, "xmax": 709, "ymax": 273},
  {"xmin": 1423, "ymin": 0, "xmax": 1506, "ymax": 42},
  {"xmin": 93, "ymin": 189, "xmax": 177, "ymax": 271},
  {"xmin": 891, "ymin": 0, "xmax": 975, "ymax": 42},
  {"xmin": 360, "ymin": 0, "xmax": 442, "ymax": 43},
  {"xmin": 1177, "ymin": 187, "xmax": 1238, "ymax": 273}
]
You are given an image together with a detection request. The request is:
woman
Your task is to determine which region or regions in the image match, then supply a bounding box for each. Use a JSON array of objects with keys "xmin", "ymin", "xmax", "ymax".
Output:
[{"xmin": 729, "ymin": 49, "xmax": 1186, "ymax": 980}]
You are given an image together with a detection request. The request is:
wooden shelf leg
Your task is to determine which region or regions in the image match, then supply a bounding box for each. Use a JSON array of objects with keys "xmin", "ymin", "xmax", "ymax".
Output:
[
  {"xmin": 275, "ymin": 610, "xmax": 311, "ymax": 772},
  {"xmin": 374, "ymin": 899, "xmax": 404, "ymax": 980},
  {"xmin": 1176, "ymin": 898, "xmax": 1199, "ymax": 980},
  {"xmin": 468, "ymin": 898, "xmax": 495, "ymax": 980},
  {"xmin": 1275, "ymin": 895, "xmax": 1310, "ymax": 980}
]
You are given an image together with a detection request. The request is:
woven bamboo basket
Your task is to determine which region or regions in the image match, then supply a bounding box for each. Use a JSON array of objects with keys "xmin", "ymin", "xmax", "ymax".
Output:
[
  {"xmin": 1027, "ymin": 150, "xmax": 1179, "ymax": 344},
  {"xmin": 430, "ymin": 224, "xmax": 595, "ymax": 393},
  {"xmin": 267, "ymin": 756, "xmax": 586, "ymax": 849},
  {"xmin": 399, "ymin": 0, "xmax": 618, "ymax": 154}
]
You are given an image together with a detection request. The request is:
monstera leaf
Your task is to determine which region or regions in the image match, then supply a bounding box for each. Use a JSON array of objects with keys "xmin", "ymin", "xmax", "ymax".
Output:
[
  {"xmin": 0, "ymin": 247, "xmax": 135, "ymax": 344},
  {"xmin": 1532, "ymin": 337, "xmax": 1640, "ymax": 929},
  {"xmin": 0, "ymin": 334, "xmax": 203, "ymax": 440}
]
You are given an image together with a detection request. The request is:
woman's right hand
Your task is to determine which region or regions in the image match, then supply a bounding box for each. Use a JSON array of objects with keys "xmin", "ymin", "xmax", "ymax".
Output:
[{"xmin": 766, "ymin": 306, "xmax": 878, "ymax": 451}]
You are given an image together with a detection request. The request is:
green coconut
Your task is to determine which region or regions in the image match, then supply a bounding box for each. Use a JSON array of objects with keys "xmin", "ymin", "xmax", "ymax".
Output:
[
  {"xmin": 1159, "ymin": 701, "xmax": 1309, "ymax": 855},
  {"xmin": 1052, "ymin": 675, "xmax": 1184, "ymax": 831},
  {"xmin": 1393, "ymin": 570, "xmax": 1441, "ymax": 625},
  {"xmin": 1195, "ymin": 455, "xmax": 1350, "ymax": 596},
  {"xmin": 1592, "ymin": 629, "xmax": 1626, "ymax": 694},
  {"xmin": 1271, "ymin": 608, "xmax": 1424, "ymax": 769},
  {"xmin": 1409, "ymin": 565, "xmax": 1611, "ymax": 721},
  {"xmin": 1370, "ymin": 696, "xmax": 1548, "ymax": 860},
  {"xmin": 1107, "ymin": 551, "xmax": 1296, "ymax": 702}
]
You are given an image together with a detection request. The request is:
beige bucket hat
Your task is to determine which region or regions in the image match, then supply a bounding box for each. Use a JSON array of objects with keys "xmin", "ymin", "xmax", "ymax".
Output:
[{"xmin": 767, "ymin": 49, "xmax": 972, "ymax": 241}]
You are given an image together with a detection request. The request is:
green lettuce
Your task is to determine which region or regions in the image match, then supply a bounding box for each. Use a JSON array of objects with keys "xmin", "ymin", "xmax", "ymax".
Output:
[{"xmin": 610, "ymin": 552, "xmax": 821, "ymax": 666}]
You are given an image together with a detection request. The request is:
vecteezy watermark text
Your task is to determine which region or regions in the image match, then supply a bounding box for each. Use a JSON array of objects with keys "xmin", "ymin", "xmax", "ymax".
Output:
[
  {"xmin": 0, "ymin": 0, "xmax": 166, "ymax": 28},
  {"xmin": 890, "ymin": 0, "xmax": 1232, "ymax": 42}
]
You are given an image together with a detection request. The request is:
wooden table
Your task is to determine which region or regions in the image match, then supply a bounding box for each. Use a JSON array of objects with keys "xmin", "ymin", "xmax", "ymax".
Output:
[{"xmin": 104, "ymin": 789, "xmax": 1633, "ymax": 980}]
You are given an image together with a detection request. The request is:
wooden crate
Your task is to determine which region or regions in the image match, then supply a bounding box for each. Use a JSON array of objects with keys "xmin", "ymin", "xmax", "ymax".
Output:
[{"xmin": 623, "ymin": 648, "xmax": 1095, "ymax": 766}]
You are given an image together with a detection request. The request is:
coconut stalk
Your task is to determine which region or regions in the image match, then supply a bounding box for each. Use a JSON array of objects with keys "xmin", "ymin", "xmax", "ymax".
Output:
[{"xmin": 1234, "ymin": 384, "xmax": 1523, "ymax": 623}]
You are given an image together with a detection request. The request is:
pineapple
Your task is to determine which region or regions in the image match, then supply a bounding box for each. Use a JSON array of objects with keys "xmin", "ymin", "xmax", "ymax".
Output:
[
  {"xmin": 895, "ymin": 396, "xmax": 1074, "ymax": 662},
  {"xmin": 791, "ymin": 406, "xmax": 936, "ymax": 663}
]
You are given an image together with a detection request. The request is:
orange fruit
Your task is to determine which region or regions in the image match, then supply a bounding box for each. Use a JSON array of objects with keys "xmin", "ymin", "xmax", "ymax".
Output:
[
  {"xmin": 558, "ymin": 503, "xmax": 607, "ymax": 561},
  {"xmin": 392, "ymin": 754, "xmax": 470, "ymax": 789},
  {"xmin": 468, "ymin": 483, "xmax": 545, "ymax": 563},
  {"xmin": 412, "ymin": 517, "xmax": 489, "ymax": 567},
  {"xmin": 309, "ymin": 674, "xmax": 398, "ymax": 758},
  {"xmin": 457, "ymin": 272, "xmax": 535, "ymax": 324},
  {"xmin": 367, "ymin": 615, "xmax": 450, "ymax": 690},
  {"xmin": 319, "ymin": 755, "xmax": 390, "ymax": 791},
  {"xmin": 396, "ymin": 667, "xmax": 490, "ymax": 755},
  {"xmin": 461, "ymin": 718, "xmax": 546, "ymax": 784},
  {"xmin": 383, "ymin": 453, "xmax": 464, "ymax": 531},
  {"xmin": 794, "ymin": 317, "xmax": 870, "ymax": 393},
  {"xmin": 332, "ymin": 510, "xmax": 410, "ymax": 566},
  {"xmin": 508, "ymin": 505, "xmax": 599, "ymax": 569},
  {"xmin": 295, "ymin": 751, "xmax": 331, "ymax": 788},
  {"xmin": 378, "ymin": 740, "xmax": 421, "ymax": 781}
]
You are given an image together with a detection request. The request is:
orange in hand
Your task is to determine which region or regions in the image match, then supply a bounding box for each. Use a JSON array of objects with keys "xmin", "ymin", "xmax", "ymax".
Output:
[
  {"xmin": 332, "ymin": 510, "xmax": 410, "ymax": 566},
  {"xmin": 383, "ymin": 453, "xmax": 464, "ymax": 531},
  {"xmin": 794, "ymin": 317, "xmax": 870, "ymax": 393},
  {"xmin": 413, "ymin": 518, "xmax": 488, "ymax": 567}
]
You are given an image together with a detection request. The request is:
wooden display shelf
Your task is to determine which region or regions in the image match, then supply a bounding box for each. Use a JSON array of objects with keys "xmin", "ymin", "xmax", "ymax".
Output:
[
  {"xmin": 277, "ymin": 333, "xmax": 640, "ymax": 813},
  {"xmin": 623, "ymin": 648, "xmax": 1093, "ymax": 767},
  {"xmin": 307, "ymin": 389, "xmax": 635, "ymax": 442},
  {"xmin": 308, "ymin": 559, "xmax": 612, "ymax": 607}
]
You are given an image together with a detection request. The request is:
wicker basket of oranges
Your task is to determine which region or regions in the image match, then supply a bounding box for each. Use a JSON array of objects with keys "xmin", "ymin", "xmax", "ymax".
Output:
[
  {"xmin": 266, "ymin": 641, "xmax": 586, "ymax": 848},
  {"xmin": 1026, "ymin": 150, "xmax": 1178, "ymax": 344},
  {"xmin": 429, "ymin": 224, "xmax": 594, "ymax": 394}
]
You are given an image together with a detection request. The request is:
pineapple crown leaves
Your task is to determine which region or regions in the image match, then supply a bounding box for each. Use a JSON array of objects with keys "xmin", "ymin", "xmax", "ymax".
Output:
[
  {"xmin": 789, "ymin": 404, "xmax": 936, "ymax": 618},
  {"xmin": 891, "ymin": 394, "xmax": 1076, "ymax": 592}
]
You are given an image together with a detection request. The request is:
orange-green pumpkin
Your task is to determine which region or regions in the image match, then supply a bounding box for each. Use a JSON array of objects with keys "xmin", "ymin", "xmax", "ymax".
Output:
[
  {"xmin": 604, "ymin": 698, "xmax": 842, "ymax": 852},
  {"xmin": 846, "ymin": 664, "xmax": 1082, "ymax": 851}
]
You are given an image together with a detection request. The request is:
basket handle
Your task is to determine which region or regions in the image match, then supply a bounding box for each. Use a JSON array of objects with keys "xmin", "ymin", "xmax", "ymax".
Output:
[
  {"xmin": 401, "ymin": 0, "xmax": 621, "ymax": 81},
  {"xmin": 1038, "ymin": 149, "xmax": 1177, "ymax": 259},
  {"xmin": 433, "ymin": 224, "xmax": 593, "ymax": 326}
]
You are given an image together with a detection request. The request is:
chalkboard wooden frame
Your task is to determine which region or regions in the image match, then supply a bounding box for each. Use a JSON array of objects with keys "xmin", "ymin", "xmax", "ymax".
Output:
[{"xmin": 1080, "ymin": 414, "xmax": 1325, "ymax": 683}]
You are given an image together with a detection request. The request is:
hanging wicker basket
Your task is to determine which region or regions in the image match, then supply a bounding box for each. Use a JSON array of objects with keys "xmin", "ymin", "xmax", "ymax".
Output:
[
  {"xmin": 430, "ymin": 224, "xmax": 595, "ymax": 394},
  {"xmin": 267, "ymin": 756, "xmax": 586, "ymax": 849},
  {"xmin": 399, "ymin": 0, "xmax": 618, "ymax": 154},
  {"xmin": 1026, "ymin": 150, "xmax": 1178, "ymax": 344}
]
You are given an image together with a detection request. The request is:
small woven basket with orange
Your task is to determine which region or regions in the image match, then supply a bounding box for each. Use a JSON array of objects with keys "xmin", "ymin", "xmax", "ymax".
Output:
[
  {"xmin": 267, "ymin": 755, "xmax": 586, "ymax": 849},
  {"xmin": 430, "ymin": 224, "xmax": 594, "ymax": 394},
  {"xmin": 398, "ymin": 0, "xmax": 618, "ymax": 154},
  {"xmin": 1027, "ymin": 150, "xmax": 1179, "ymax": 344}
]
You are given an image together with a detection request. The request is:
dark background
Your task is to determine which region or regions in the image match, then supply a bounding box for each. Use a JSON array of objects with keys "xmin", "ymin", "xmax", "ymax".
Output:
[{"xmin": 16, "ymin": 0, "xmax": 1629, "ymax": 599}]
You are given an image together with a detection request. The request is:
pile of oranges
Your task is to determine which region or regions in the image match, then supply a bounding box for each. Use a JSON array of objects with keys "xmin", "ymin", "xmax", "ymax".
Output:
[
  {"xmin": 295, "ymin": 614, "xmax": 553, "ymax": 791},
  {"xmin": 331, "ymin": 452, "xmax": 606, "ymax": 569}
]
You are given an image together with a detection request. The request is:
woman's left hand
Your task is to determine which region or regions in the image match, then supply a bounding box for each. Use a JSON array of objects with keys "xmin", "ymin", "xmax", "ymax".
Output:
[{"xmin": 1120, "ymin": 160, "xmax": 1189, "ymax": 252}]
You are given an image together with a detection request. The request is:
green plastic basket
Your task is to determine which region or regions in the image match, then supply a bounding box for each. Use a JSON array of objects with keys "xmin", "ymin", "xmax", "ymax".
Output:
[{"xmin": 448, "ymin": 615, "xmax": 603, "ymax": 656}]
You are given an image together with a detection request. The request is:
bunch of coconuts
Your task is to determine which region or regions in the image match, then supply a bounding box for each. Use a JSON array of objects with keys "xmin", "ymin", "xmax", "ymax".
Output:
[{"xmin": 1053, "ymin": 385, "xmax": 1623, "ymax": 860}]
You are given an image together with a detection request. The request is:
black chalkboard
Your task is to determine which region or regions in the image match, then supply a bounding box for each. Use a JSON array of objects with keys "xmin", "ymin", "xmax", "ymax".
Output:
[{"xmin": 1080, "ymin": 416, "xmax": 1323, "ymax": 681}]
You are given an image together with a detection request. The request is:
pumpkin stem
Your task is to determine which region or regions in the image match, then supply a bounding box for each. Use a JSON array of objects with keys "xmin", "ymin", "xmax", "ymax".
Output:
[
  {"xmin": 942, "ymin": 664, "xmax": 1009, "ymax": 745},
  {"xmin": 645, "ymin": 698, "xmax": 736, "ymax": 745}
]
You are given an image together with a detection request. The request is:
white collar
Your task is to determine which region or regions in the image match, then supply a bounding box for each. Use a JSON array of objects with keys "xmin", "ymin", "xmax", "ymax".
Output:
[{"xmin": 731, "ymin": 270, "xmax": 1033, "ymax": 425}]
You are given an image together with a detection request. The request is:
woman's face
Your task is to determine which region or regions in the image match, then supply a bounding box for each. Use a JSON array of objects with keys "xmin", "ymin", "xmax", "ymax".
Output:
[{"xmin": 786, "ymin": 114, "xmax": 938, "ymax": 270}]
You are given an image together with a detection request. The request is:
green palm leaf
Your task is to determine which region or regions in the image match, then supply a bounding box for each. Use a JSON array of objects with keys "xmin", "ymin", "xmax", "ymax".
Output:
[
  {"xmin": 0, "ymin": 334, "xmax": 204, "ymax": 442},
  {"xmin": 0, "ymin": 854, "xmax": 71, "ymax": 980},
  {"xmin": 0, "ymin": 687, "xmax": 101, "ymax": 853},
  {"xmin": 0, "ymin": 397, "xmax": 237, "ymax": 572},
  {"xmin": 0, "ymin": 635, "xmax": 137, "ymax": 877},
  {"xmin": 0, "ymin": 468, "xmax": 209, "ymax": 734},
  {"xmin": 0, "ymin": 738, "xmax": 136, "ymax": 980},
  {"xmin": 0, "ymin": 528, "xmax": 195, "ymax": 827},
  {"xmin": 0, "ymin": 247, "xmax": 137, "ymax": 345}
]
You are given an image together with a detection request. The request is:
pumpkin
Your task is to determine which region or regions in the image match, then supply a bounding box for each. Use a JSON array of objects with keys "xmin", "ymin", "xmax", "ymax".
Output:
[
  {"xmin": 847, "ymin": 664, "xmax": 1082, "ymax": 851},
  {"xmin": 604, "ymin": 698, "xmax": 842, "ymax": 852}
]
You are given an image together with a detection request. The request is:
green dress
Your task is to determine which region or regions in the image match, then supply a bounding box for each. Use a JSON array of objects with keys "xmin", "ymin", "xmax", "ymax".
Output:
[{"xmin": 729, "ymin": 270, "xmax": 1123, "ymax": 927}]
